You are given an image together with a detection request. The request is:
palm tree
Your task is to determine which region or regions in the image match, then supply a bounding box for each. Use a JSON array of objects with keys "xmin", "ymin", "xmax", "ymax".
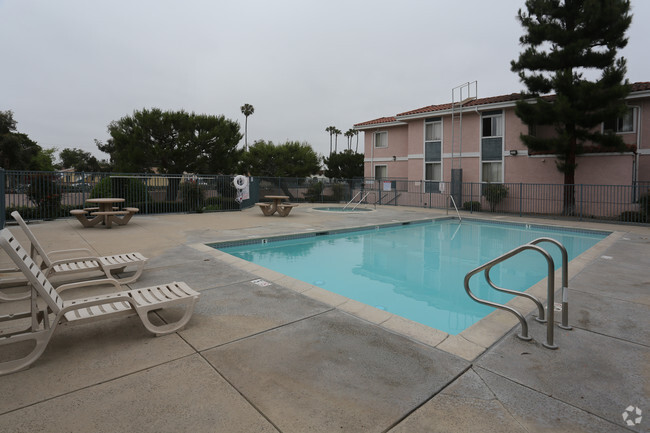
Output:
[
  {"xmin": 333, "ymin": 128, "xmax": 342, "ymax": 153},
  {"xmin": 353, "ymin": 129, "xmax": 359, "ymax": 153},
  {"xmin": 241, "ymin": 103, "xmax": 254, "ymax": 151},
  {"xmin": 326, "ymin": 126, "xmax": 336, "ymax": 155},
  {"xmin": 344, "ymin": 129, "xmax": 355, "ymax": 150}
]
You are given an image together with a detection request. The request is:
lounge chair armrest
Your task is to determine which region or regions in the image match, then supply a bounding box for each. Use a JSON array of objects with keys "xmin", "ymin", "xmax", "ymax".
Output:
[
  {"xmin": 56, "ymin": 278, "xmax": 122, "ymax": 294},
  {"xmin": 48, "ymin": 248, "xmax": 93, "ymax": 258}
]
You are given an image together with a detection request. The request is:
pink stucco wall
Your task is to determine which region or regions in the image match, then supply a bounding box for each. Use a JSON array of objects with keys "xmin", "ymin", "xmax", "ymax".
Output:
[
  {"xmin": 363, "ymin": 124, "xmax": 409, "ymax": 179},
  {"xmin": 362, "ymin": 94, "xmax": 649, "ymax": 185}
]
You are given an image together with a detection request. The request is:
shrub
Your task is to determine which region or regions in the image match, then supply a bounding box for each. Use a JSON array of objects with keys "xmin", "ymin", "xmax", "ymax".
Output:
[
  {"xmin": 305, "ymin": 181, "xmax": 324, "ymax": 203},
  {"xmin": 179, "ymin": 181, "xmax": 205, "ymax": 211},
  {"xmin": 90, "ymin": 177, "xmax": 151, "ymax": 206},
  {"xmin": 619, "ymin": 211, "xmax": 646, "ymax": 223},
  {"xmin": 482, "ymin": 183, "xmax": 509, "ymax": 212},
  {"xmin": 26, "ymin": 174, "xmax": 62, "ymax": 219},
  {"xmin": 463, "ymin": 201, "xmax": 481, "ymax": 212},
  {"xmin": 331, "ymin": 183, "xmax": 346, "ymax": 202}
]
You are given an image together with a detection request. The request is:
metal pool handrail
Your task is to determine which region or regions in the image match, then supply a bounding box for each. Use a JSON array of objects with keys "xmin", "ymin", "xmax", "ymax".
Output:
[
  {"xmin": 448, "ymin": 193, "xmax": 462, "ymax": 222},
  {"xmin": 528, "ymin": 237, "xmax": 571, "ymax": 330},
  {"xmin": 343, "ymin": 191, "xmax": 362, "ymax": 209},
  {"xmin": 464, "ymin": 239, "xmax": 569, "ymax": 349}
]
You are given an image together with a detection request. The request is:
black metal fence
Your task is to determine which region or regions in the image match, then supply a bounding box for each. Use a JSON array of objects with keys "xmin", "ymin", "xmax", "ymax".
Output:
[
  {"xmin": 2, "ymin": 169, "xmax": 649, "ymax": 227},
  {"xmin": 1, "ymin": 169, "xmax": 246, "ymax": 225}
]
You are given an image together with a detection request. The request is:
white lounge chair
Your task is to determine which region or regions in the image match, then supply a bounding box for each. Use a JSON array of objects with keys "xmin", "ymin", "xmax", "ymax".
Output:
[
  {"xmin": 10, "ymin": 211, "xmax": 148, "ymax": 285},
  {"xmin": 0, "ymin": 228, "xmax": 199, "ymax": 375}
]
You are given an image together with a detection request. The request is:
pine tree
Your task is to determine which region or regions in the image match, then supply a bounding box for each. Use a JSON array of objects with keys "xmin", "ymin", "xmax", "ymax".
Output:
[{"xmin": 511, "ymin": 0, "xmax": 632, "ymax": 214}]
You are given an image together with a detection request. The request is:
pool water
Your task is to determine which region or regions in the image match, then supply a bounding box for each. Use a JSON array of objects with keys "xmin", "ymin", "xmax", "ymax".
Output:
[{"xmin": 219, "ymin": 220, "xmax": 607, "ymax": 334}]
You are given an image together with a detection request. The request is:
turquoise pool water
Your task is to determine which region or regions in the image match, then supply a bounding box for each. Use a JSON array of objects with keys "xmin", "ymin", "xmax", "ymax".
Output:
[{"xmin": 218, "ymin": 219, "xmax": 607, "ymax": 334}]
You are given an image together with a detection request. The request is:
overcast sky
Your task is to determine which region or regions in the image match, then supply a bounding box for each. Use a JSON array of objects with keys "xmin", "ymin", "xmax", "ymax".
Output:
[{"xmin": 2, "ymin": 0, "xmax": 649, "ymax": 162}]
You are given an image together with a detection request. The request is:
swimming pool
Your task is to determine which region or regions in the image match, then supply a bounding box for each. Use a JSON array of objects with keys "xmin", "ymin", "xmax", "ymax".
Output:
[{"xmin": 216, "ymin": 219, "xmax": 608, "ymax": 334}]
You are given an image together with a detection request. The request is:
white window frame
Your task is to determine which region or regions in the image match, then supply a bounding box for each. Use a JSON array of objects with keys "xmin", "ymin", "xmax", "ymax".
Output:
[
  {"xmin": 424, "ymin": 118, "xmax": 443, "ymax": 183},
  {"xmin": 481, "ymin": 161, "xmax": 503, "ymax": 183},
  {"xmin": 480, "ymin": 110, "xmax": 504, "ymax": 183},
  {"xmin": 481, "ymin": 111, "xmax": 503, "ymax": 138},
  {"xmin": 374, "ymin": 131, "xmax": 388, "ymax": 148},
  {"xmin": 604, "ymin": 107, "xmax": 636, "ymax": 134},
  {"xmin": 374, "ymin": 165, "xmax": 387, "ymax": 180}
]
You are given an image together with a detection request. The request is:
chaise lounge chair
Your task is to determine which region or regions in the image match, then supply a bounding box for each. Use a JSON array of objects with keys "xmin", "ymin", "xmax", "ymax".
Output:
[
  {"xmin": 10, "ymin": 211, "xmax": 148, "ymax": 285},
  {"xmin": 0, "ymin": 228, "xmax": 200, "ymax": 375}
]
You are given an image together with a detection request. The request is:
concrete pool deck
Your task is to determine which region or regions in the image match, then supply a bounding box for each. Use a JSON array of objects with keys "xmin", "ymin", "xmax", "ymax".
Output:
[{"xmin": 0, "ymin": 205, "xmax": 648, "ymax": 432}]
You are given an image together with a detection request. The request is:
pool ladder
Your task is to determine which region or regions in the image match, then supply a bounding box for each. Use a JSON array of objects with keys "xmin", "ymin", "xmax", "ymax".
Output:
[
  {"xmin": 464, "ymin": 237, "xmax": 571, "ymax": 349},
  {"xmin": 344, "ymin": 191, "xmax": 374, "ymax": 210}
]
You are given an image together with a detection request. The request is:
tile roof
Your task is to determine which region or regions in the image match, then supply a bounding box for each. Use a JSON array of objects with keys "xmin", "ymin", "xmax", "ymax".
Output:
[
  {"xmin": 630, "ymin": 81, "xmax": 650, "ymax": 91},
  {"xmin": 354, "ymin": 117, "xmax": 398, "ymax": 128},
  {"xmin": 355, "ymin": 81, "xmax": 649, "ymax": 127}
]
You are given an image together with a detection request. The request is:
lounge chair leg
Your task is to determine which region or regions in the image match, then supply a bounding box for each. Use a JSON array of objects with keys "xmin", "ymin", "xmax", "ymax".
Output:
[
  {"xmin": 0, "ymin": 331, "xmax": 54, "ymax": 376},
  {"xmin": 136, "ymin": 299, "xmax": 198, "ymax": 336}
]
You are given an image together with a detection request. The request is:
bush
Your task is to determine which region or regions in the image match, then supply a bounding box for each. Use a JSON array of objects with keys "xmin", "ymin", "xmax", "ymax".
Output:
[
  {"xmin": 90, "ymin": 177, "xmax": 151, "ymax": 206},
  {"xmin": 305, "ymin": 181, "xmax": 323, "ymax": 203},
  {"xmin": 26, "ymin": 174, "xmax": 62, "ymax": 219},
  {"xmin": 331, "ymin": 183, "xmax": 346, "ymax": 202},
  {"xmin": 204, "ymin": 196, "xmax": 239, "ymax": 211},
  {"xmin": 179, "ymin": 181, "xmax": 205, "ymax": 211},
  {"xmin": 463, "ymin": 201, "xmax": 481, "ymax": 212},
  {"xmin": 482, "ymin": 183, "xmax": 509, "ymax": 212},
  {"xmin": 619, "ymin": 211, "xmax": 647, "ymax": 223}
]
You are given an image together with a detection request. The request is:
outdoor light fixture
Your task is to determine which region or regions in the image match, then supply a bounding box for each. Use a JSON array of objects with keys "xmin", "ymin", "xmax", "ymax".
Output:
[
  {"xmin": 393, "ymin": 155, "xmax": 397, "ymax": 161},
  {"xmin": 509, "ymin": 150, "xmax": 518, "ymax": 156}
]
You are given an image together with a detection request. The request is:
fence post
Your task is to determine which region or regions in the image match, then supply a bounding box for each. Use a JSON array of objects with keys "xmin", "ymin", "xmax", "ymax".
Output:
[
  {"xmin": 0, "ymin": 168, "xmax": 5, "ymax": 229},
  {"xmin": 579, "ymin": 184, "xmax": 583, "ymax": 221},
  {"xmin": 519, "ymin": 183, "xmax": 522, "ymax": 217}
]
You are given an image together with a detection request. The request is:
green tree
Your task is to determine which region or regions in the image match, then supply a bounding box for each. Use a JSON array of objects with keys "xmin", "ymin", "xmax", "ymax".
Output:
[
  {"xmin": 324, "ymin": 150, "xmax": 364, "ymax": 179},
  {"xmin": 59, "ymin": 148, "xmax": 102, "ymax": 172},
  {"xmin": 97, "ymin": 108, "xmax": 242, "ymax": 174},
  {"xmin": 240, "ymin": 140, "xmax": 321, "ymax": 177},
  {"xmin": 511, "ymin": 0, "xmax": 632, "ymax": 214},
  {"xmin": 240, "ymin": 103, "xmax": 254, "ymax": 151},
  {"xmin": 0, "ymin": 110, "xmax": 44, "ymax": 170}
]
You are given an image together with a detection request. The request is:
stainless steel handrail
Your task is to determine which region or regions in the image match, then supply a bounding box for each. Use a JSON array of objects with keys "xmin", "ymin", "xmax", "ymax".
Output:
[
  {"xmin": 448, "ymin": 193, "xmax": 462, "ymax": 222},
  {"xmin": 351, "ymin": 191, "xmax": 372, "ymax": 210},
  {"xmin": 528, "ymin": 237, "xmax": 571, "ymax": 330},
  {"xmin": 464, "ymin": 243, "xmax": 559, "ymax": 349},
  {"xmin": 343, "ymin": 191, "xmax": 362, "ymax": 210}
]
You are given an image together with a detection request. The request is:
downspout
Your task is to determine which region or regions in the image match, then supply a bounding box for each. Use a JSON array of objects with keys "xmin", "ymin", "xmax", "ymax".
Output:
[
  {"xmin": 623, "ymin": 104, "xmax": 642, "ymax": 191},
  {"xmin": 370, "ymin": 129, "xmax": 375, "ymax": 179}
]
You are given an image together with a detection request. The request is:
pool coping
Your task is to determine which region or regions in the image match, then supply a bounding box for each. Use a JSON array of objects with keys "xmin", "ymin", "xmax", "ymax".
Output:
[{"xmin": 191, "ymin": 216, "xmax": 623, "ymax": 361}]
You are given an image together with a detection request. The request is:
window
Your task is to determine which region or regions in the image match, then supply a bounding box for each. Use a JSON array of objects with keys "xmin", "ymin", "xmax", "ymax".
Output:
[
  {"xmin": 482, "ymin": 111, "xmax": 503, "ymax": 137},
  {"xmin": 425, "ymin": 119, "xmax": 442, "ymax": 141},
  {"xmin": 482, "ymin": 162, "xmax": 502, "ymax": 183},
  {"xmin": 375, "ymin": 165, "xmax": 387, "ymax": 180},
  {"xmin": 481, "ymin": 110, "xmax": 503, "ymax": 183},
  {"xmin": 374, "ymin": 131, "xmax": 388, "ymax": 148},
  {"xmin": 604, "ymin": 108, "xmax": 635, "ymax": 133},
  {"xmin": 424, "ymin": 118, "xmax": 442, "ymax": 193}
]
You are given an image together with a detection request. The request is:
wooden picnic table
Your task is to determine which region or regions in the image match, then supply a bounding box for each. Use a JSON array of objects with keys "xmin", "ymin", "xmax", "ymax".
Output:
[
  {"xmin": 256, "ymin": 195, "xmax": 297, "ymax": 216},
  {"xmin": 70, "ymin": 198, "xmax": 139, "ymax": 229}
]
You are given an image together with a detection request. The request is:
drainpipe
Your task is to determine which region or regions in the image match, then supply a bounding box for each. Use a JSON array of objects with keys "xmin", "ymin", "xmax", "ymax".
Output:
[{"xmin": 370, "ymin": 129, "xmax": 375, "ymax": 180}]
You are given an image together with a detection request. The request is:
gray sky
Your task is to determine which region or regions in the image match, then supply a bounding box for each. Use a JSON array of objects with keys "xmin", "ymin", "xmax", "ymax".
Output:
[{"xmin": 2, "ymin": 0, "xmax": 648, "ymax": 162}]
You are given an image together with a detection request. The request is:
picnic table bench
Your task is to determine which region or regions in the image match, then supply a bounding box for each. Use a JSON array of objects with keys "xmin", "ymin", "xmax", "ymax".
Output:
[
  {"xmin": 70, "ymin": 199, "xmax": 139, "ymax": 228},
  {"xmin": 256, "ymin": 195, "xmax": 298, "ymax": 216}
]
